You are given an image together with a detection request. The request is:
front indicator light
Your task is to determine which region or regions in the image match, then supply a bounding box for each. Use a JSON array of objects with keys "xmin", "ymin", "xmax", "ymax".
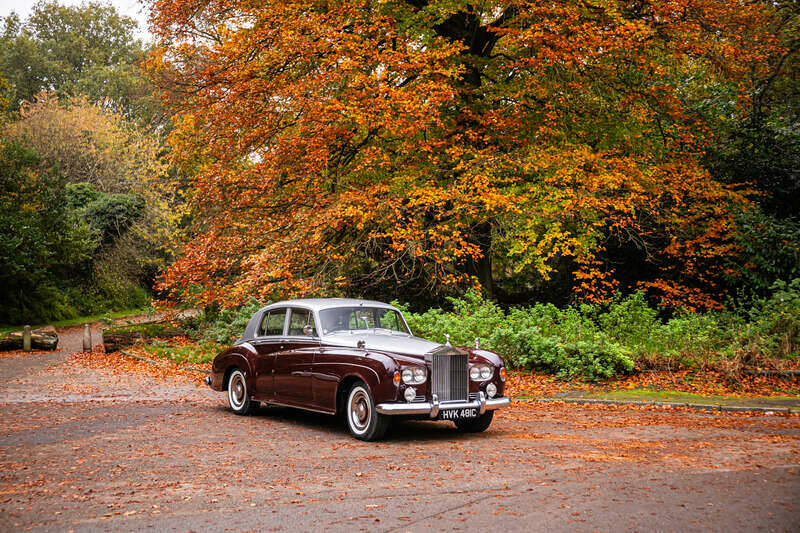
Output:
[
  {"xmin": 499, "ymin": 367, "xmax": 506, "ymax": 381},
  {"xmin": 393, "ymin": 371, "xmax": 401, "ymax": 385},
  {"xmin": 404, "ymin": 387, "xmax": 416, "ymax": 402},
  {"xmin": 486, "ymin": 383, "xmax": 497, "ymax": 398}
]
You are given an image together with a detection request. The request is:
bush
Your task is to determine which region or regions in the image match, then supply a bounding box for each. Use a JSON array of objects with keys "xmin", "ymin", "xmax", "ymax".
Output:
[
  {"xmin": 395, "ymin": 289, "xmax": 505, "ymax": 346},
  {"xmin": 198, "ymin": 299, "xmax": 265, "ymax": 344},
  {"xmin": 401, "ymin": 290, "xmax": 633, "ymax": 380},
  {"xmin": 750, "ymin": 279, "xmax": 800, "ymax": 357},
  {"xmin": 488, "ymin": 326, "xmax": 633, "ymax": 381},
  {"xmin": 397, "ymin": 283, "xmax": 798, "ymax": 380}
]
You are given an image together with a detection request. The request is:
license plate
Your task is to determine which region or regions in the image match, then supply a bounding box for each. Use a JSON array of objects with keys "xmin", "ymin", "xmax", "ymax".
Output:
[{"xmin": 439, "ymin": 408, "xmax": 478, "ymax": 420}]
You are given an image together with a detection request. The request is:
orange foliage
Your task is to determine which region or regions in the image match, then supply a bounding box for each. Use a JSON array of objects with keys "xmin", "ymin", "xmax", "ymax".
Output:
[{"xmin": 144, "ymin": 0, "xmax": 787, "ymax": 309}]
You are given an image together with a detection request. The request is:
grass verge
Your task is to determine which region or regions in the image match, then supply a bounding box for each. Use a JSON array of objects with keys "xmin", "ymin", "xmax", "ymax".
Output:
[
  {"xmin": 573, "ymin": 389, "xmax": 800, "ymax": 408},
  {"xmin": 0, "ymin": 308, "xmax": 151, "ymax": 334}
]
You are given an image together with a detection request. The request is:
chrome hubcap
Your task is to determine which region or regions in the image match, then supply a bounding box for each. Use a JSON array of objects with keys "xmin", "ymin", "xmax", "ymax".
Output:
[
  {"xmin": 229, "ymin": 373, "xmax": 245, "ymax": 409},
  {"xmin": 349, "ymin": 389, "xmax": 371, "ymax": 433}
]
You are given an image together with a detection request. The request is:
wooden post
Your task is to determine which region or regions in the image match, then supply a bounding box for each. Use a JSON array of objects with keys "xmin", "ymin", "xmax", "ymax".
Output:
[
  {"xmin": 23, "ymin": 325, "xmax": 31, "ymax": 352},
  {"xmin": 82, "ymin": 324, "xmax": 92, "ymax": 352}
]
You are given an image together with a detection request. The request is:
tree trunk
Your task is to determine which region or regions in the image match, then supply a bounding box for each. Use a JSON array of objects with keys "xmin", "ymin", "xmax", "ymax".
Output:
[
  {"xmin": 102, "ymin": 331, "xmax": 145, "ymax": 353},
  {"xmin": 102, "ymin": 324, "xmax": 183, "ymax": 352},
  {"xmin": 465, "ymin": 222, "xmax": 494, "ymax": 299},
  {"xmin": 0, "ymin": 326, "xmax": 59, "ymax": 351}
]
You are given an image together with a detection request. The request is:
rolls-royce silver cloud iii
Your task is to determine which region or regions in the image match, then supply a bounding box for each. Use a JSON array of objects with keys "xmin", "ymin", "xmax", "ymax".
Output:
[{"xmin": 204, "ymin": 298, "xmax": 510, "ymax": 440}]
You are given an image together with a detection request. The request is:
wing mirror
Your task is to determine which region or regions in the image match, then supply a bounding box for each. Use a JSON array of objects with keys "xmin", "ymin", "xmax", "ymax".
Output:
[{"xmin": 302, "ymin": 325, "xmax": 314, "ymax": 336}]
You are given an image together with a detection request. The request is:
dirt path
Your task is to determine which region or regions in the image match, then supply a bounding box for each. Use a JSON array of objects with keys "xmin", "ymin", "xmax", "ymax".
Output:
[{"xmin": 0, "ymin": 341, "xmax": 798, "ymax": 532}]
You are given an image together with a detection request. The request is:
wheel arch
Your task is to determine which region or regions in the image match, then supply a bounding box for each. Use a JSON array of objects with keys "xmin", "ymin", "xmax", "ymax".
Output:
[
  {"xmin": 335, "ymin": 372, "xmax": 381, "ymax": 416},
  {"xmin": 214, "ymin": 348, "xmax": 255, "ymax": 391}
]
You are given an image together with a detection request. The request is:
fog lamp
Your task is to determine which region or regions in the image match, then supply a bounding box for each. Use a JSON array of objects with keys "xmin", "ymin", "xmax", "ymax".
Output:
[
  {"xmin": 486, "ymin": 383, "xmax": 497, "ymax": 398},
  {"xmin": 404, "ymin": 387, "xmax": 416, "ymax": 402}
]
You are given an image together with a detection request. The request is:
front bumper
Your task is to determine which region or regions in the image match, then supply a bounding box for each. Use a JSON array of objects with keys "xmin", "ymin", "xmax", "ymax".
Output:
[{"xmin": 376, "ymin": 392, "xmax": 510, "ymax": 418}]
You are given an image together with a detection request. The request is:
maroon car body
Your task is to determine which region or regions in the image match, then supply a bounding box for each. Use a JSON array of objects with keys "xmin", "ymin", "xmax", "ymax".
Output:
[{"xmin": 205, "ymin": 298, "xmax": 510, "ymax": 440}]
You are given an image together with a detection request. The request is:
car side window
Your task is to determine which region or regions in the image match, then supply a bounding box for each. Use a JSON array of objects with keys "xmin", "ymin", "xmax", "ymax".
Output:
[
  {"xmin": 288, "ymin": 308, "xmax": 316, "ymax": 336},
  {"xmin": 259, "ymin": 308, "xmax": 287, "ymax": 336}
]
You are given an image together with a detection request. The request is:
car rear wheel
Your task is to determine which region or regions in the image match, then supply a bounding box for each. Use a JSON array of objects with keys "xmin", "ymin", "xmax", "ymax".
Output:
[
  {"xmin": 227, "ymin": 369, "xmax": 255, "ymax": 415},
  {"xmin": 346, "ymin": 382, "xmax": 389, "ymax": 441},
  {"xmin": 454, "ymin": 410, "xmax": 494, "ymax": 433}
]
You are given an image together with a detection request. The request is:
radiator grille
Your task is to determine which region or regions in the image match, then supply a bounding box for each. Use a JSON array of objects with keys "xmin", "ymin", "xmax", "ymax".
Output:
[{"xmin": 432, "ymin": 352, "xmax": 468, "ymax": 402}]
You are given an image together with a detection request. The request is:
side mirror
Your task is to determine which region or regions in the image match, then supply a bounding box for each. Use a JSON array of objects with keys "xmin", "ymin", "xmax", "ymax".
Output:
[{"xmin": 302, "ymin": 324, "xmax": 314, "ymax": 336}]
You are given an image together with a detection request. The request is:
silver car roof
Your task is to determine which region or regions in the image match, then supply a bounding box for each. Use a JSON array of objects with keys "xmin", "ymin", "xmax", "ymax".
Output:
[
  {"xmin": 239, "ymin": 298, "xmax": 402, "ymax": 342},
  {"xmin": 259, "ymin": 298, "xmax": 398, "ymax": 313}
]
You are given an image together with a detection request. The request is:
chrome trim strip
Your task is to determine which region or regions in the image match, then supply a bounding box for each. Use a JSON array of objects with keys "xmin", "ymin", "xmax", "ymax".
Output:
[
  {"xmin": 264, "ymin": 399, "xmax": 335, "ymax": 415},
  {"xmin": 376, "ymin": 396, "xmax": 510, "ymax": 416}
]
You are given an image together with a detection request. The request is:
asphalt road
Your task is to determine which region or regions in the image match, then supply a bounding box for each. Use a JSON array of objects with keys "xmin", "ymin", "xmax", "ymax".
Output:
[{"xmin": 1, "ymin": 340, "xmax": 798, "ymax": 532}]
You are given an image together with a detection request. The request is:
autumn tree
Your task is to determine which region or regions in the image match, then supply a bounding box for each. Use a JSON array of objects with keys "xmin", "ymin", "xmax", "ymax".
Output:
[{"xmin": 146, "ymin": 0, "xmax": 791, "ymax": 311}]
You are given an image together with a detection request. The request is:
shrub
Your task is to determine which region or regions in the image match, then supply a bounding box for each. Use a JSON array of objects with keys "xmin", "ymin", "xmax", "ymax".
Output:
[
  {"xmin": 751, "ymin": 278, "xmax": 800, "ymax": 357},
  {"xmin": 199, "ymin": 299, "xmax": 265, "ymax": 344},
  {"xmin": 395, "ymin": 289, "xmax": 505, "ymax": 347},
  {"xmin": 402, "ymin": 290, "xmax": 633, "ymax": 380},
  {"xmin": 488, "ymin": 326, "xmax": 633, "ymax": 381}
]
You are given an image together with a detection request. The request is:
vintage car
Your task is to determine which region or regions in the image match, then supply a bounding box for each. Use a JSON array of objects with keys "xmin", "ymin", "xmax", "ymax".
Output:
[{"xmin": 204, "ymin": 298, "xmax": 510, "ymax": 440}]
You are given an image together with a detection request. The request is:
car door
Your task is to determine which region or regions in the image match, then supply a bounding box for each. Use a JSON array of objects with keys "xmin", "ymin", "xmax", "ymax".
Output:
[
  {"xmin": 273, "ymin": 307, "xmax": 318, "ymax": 406},
  {"xmin": 251, "ymin": 307, "xmax": 288, "ymax": 398}
]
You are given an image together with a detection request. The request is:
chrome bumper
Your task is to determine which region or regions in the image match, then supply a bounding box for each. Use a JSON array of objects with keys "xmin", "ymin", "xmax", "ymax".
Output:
[{"xmin": 376, "ymin": 392, "xmax": 510, "ymax": 418}]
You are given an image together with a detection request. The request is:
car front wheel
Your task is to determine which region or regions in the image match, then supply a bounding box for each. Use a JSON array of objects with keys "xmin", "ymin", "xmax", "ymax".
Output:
[
  {"xmin": 454, "ymin": 410, "xmax": 494, "ymax": 433},
  {"xmin": 227, "ymin": 369, "xmax": 255, "ymax": 415},
  {"xmin": 346, "ymin": 382, "xmax": 389, "ymax": 441}
]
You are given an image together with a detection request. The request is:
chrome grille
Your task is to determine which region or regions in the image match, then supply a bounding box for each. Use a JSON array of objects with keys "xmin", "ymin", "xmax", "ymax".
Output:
[{"xmin": 432, "ymin": 352, "xmax": 468, "ymax": 402}]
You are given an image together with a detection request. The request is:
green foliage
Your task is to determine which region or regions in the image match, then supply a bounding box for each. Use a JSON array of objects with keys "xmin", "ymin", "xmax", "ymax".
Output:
[
  {"xmin": 195, "ymin": 300, "xmax": 266, "ymax": 344},
  {"xmin": 396, "ymin": 290, "xmax": 505, "ymax": 347},
  {"xmin": 0, "ymin": 140, "xmax": 98, "ymax": 323},
  {"xmin": 83, "ymin": 191, "xmax": 145, "ymax": 242},
  {"xmin": 750, "ymin": 279, "xmax": 800, "ymax": 357},
  {"xmin": 141, "ymin": 340, "xmax": 222, "ymax": 365},
  {"xmin": 66, "ymin": 182, "xmax": 146, "ymax": 243},
  {"xmin": 104, "ymin": 321, "xmax": 183, "ymax": 338},
  {"xmin": 729, "ymin": 208, "xmax": 800, "ymax": 299},
  {"xmin": 0, "ymin": 132, "xmax": 162, "ymax": 325},
  {"xmin": 487, "ymin": 326, "xmax": 634, "ymax": 381},
  {"xmin": 0, "ymin": 1, "xmax": 160, "ymax": 123},
  {"xmin": 399, "ymin": 286, "xmax": 800, "ymax": 380},
  {"xmin": 65, "ymin": 182, "xmax": 100, "ymax": 207}
]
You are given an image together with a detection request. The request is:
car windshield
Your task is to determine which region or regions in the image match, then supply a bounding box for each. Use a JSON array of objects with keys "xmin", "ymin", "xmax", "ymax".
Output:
[{"xmin": 319, "ymin": 307, "xmax": 410, "ymax": 336}]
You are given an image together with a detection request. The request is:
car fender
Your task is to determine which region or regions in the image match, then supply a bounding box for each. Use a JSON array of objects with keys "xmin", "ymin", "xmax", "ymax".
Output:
[{"xmin": 211, "ymin": 345, "xmax": 256, "ymax": 391}]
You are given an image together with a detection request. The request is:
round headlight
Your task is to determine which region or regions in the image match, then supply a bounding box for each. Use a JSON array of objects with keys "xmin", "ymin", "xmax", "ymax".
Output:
[
  {"xmin": 480, "ymin": 366, "xmax": 492, "ymax": 380},
  {"xmin": 404, "ymin": 387, "xmax": 416, "ymax": 402},
  {"xmin": 469, "ymin": 366, "xmax": 481, "ymax": 380},
  {"xmin": 401, "ymin": 368, "xmax": 413, "ymax": 384},
  {"xmin": 413, "ymin": 367, "xmax": 426, "ymax": 384},
  {"xmin": 486, "ymin": 383, "xmax": 497, "ymax": 398}
]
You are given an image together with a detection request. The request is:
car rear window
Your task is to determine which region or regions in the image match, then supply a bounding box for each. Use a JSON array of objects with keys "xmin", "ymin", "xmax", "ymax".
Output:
[{"xmin": 259, "ymin": 308, "xmax": 287, "ymax": 336}]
